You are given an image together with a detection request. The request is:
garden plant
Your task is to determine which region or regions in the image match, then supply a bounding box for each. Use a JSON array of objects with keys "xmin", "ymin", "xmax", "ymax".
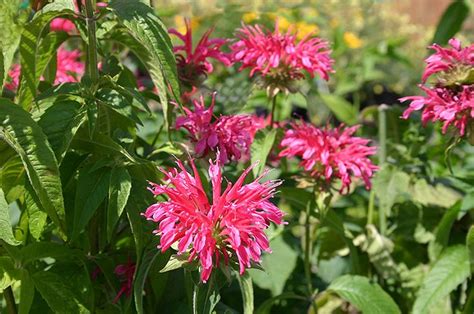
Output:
[{"xmin": 0, "ymin": 0, "xmax": 473, "ymax": 313}]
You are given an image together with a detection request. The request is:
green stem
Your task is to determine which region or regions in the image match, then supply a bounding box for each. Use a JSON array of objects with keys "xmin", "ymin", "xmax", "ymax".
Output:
[
  {"xmin": 378, "ymin": 104, "xmax": 388, "ymax": 235},
  {"xmin": 304, "ymin": 189, "xmax": 319, "ymax": 314},
  {"xmin": 4, "ymin": 286, "xmax": 17, "ymax": 314},
  {"xmin": 269, "ymin": 94, "xmax": 278, "ymax": 128},
  {"xmin": 367, "ymin": 190, "xmax": 375, "ymax": 225},
  {"xmin": 85, "ymin": 0, "xmax": 98, "ymax": 84}
]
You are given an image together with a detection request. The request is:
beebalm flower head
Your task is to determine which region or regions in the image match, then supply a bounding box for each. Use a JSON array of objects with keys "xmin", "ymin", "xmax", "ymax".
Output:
[
  {"xmin": 231, "ymin": 21, "xmax": 333, "ymax": 94},
  {"xmin": 169, "ymin": 19, "xmax": 232, "ymax": 86},
  {"xmin": 423, "ymin": 38, "xmax": 474, "ymax": 85},
  {"xmin": 176, "ymin": 93, "xmax": 263, "ymax": 163},
  {"xmin": 144, "ymin": 156, "xmax": 284, "ymax": 282},
  {"xmin": 279, "ymin": 122, "xmax": 378, "ymax": 194},
  {"xmin": 401, "ymin": 39, "xmax": 474, "ymax": 137},
  {"xmin": 5, "ymin": 47, "xmax": 84, "ymax": 91},
  {"xmin": 50, "ymin": 18, "xmax": 76, "ymax": 33}
]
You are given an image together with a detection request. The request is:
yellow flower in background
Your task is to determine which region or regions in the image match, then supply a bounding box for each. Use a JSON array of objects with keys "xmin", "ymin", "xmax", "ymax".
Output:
[
  {"xmin": 242, "ymin": 12, "xmax": 259, "ymax": 23},
  {"xmin": 295, "ymin": 21, "xmax": 319, "ymax": 39},
  {"xmin": 277, "ymin": 16, "xmax": 291, "ymax": 31},
  {"xmin": 174, "ymin": 16, "xmax": 200, "ymax": 34},
  {"xmin": 329, "ymin": 18, "xmax": 340, "ymax": 29},
  {"xmin": 343, "ymin": 32, "xmax": 363, "ymax": 49}
]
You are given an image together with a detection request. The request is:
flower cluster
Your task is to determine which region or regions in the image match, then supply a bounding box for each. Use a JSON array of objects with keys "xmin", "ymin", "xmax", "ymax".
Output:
[
  {"xmin": 231, "ymin": 22, "xmax": 333, "ymax": 91},
  {"xmin": 5, "ymin": 47, "xmax": 85, "ymax": 91},
  {"xmin": 279, "ymin": 122, "xmax": 378, "ymax": 193},
  {"xmin": 112, "ymin": 261, "xmax": 136, "ymax": 303},
  {"xmin": 175, "ymin": 93, "xmax": 263, "ymax": 163},
  {"xmin": 401, "ymin": 38, "xmax": 474, "ymax": 136},
  {"xmin": 144, "ymin": 156, "xmax": 284, "ymax": 282},
  {"xmin": 169, "ymin": 19, "xmax": 232, "ymax": 86}
]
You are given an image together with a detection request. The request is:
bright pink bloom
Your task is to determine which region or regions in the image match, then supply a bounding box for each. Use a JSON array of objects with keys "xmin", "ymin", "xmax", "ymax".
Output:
[
  {"xmin": 422, "ymin": 38, "xmax": 474, "ymax": 83},
  {"xmin": 50, "ymin": 18, "xmax": 76, "ymax": 33},
  {"xmin": 5, "ymin": 47, "xmax": 85, "ymax": 91},
  {"xmin": 112, "ymin": 261, "xmax": 135, "ymax": 303},
  {"xmin": 231, "ymin": 22, "xmax": 333, "ymax": 81},
  {"xmin": 176, "ymin": 94, "xmax": 263, "ymax": 163},
  {"xmin": 279, "ymin": 122, "xmax": 378, "ymax": 193},
  {"xmin": 401, "ymin": 85, "xmax": 474, "ymax": 135},
  {"xmin": 144, "ymin": 156, "xmax": 284, "ymax": 282},
  {"xmin": 169, "ymin": 19, "xmax": 232, "ymax": 84}
]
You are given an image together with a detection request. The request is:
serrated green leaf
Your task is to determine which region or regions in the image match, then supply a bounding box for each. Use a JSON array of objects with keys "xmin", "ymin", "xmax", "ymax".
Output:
[
  {"xmin": 251, "ymin": 128, "xmax": 276, "ymax": 177},
  {"xmin": 373, "ymin": 165, "xmax": 411, "ymax": 213},
  {"xmin": 428, "ymin": 201, "xmax": 463, "ymax": 260},
  {"xmin": 237, "ymin": 272, "xmax": 254, "ymax": 314},
  {"xmin": 432, "ymin": 0, "xmax": 470, "ymax": 46},
  {"xmin": 109, "ymin": 0, "xmax": 180, "ymax": 129},
  {"xmin": 0, "ymin": 188, "xmax": 20, "ymax": 246},
  {"xmin": 320, "ymin": 93, "xmax": 358, "ymax": 125},
  {"xmin": 0, "ymin": 154, "xmax": 25, "ymax": 203},
  {"xmin": 32, "ymin": 270, "xmax": 89, "ymax": 314},
  {"xmin": 328, "ymin": 275, "xmax": 401, "ymax": 314},
  {"xmin": 107, "ymin": 167, "xmax": 131, "ymax": 241},
  {"xmin": 0, "ymin": 98, "xmax": 66, "ymax": 236},
  {"xmin": 413, "ymin": 245, "xmax": 470, "ymax": 314},
  {"xmin": 72, "ymin": 164, "xmax": 111, "ymax": 240},
  {"xmin": 18, "ymin": 4, "xmax": 75, "ymax": 108},
  {"xmin": 25, "ymin": 182, "xmax": 47, "ymax": 240}
]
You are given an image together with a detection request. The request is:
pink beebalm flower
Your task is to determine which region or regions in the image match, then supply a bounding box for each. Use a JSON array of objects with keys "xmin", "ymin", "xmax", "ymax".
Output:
[
  {"xmin": 401, "ymin": 85, "xmax": 474, "ymax": 136},
  {"xmin": 169, "ymin": 19, "xmax": 232, "ymax": 85},
  {"xmin": 401, "ymin": 38, "xmax": 474, "ymax": 137},
  {"xmin": 5, "ymin": 47, "xmax": 85, "ymax": 91},
  {"xmin": 176, "ymin": 93, "xmax": 264, "ymax": 163},
  {"xmin": 144, "ymin": 155, "xmax": 284, "ymax": 282},
  {"xmin": 279, "ymin": 122, "xmax": 378, "ymax": 194},
  {"xmin": 112, "ymin": 261, "xmax": 135, "ymax": 303},
  {"xmin": 231, "ymin": 21, "xmax": 333, "ymax": 89},
  {"xmin": 422, "ymin": 38, "xmax": 474, "ymax": 83}
]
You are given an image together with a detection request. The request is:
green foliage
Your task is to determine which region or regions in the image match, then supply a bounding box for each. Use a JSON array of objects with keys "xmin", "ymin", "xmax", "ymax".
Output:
[{"xmin": 432, "ymin": 0, "xmax": 470, "ymax": 46}]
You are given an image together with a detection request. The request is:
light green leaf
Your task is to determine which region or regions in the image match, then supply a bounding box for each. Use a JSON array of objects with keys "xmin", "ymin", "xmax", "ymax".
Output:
[
  {"xmin": 413, "ymin": 179, "xmax": 461, "ymax": 208},
  {"xmin": 18, "ymin": 4, "xmax": 75, "ymax": 108},
  {"xmin": 25, "ymin": 183, "xmax": 47, "ymax": 240},
  {"xmin": 107, "ymin": 167, "xmax": 131, "ymax": 241},
  {"xmin": 373, "ymin": 165, "xmax": 411, "ymax": 212},
  {"xmin": 328, "ymin": 275, "xmax": 401, "ymax": 314},
  {"xmin": 413, "ymin": 245, "xmax": 470, "ymax": 314},
  {"xmin": 428, "ymin": 202, "xmax": 463, "ymax": 260},
  {"xmin": 249, "ymin": 235, "xmax": 298, "ymax": 296},
  {"xmin": 32, "ymin": 270, "xmax": 89, "ymax": 314},
  {"xmin": 237, "ymin": 272, "xmax": 254, "ymax": 314},
  {"xmin": 0, "ymin": 98, "xmax": 66, "ymax": 236},
  {"xmin": 467, "ymin": 226, "xmax": 474, "ymax": 273},
  {"xmin": 0, "ymin": 256, "xmax": 20, "ymax": 291},
  {"xmin": 109, "ymin": 0, "xmax": 180, "ymax": 129},
  {"xmin": 72, "ymin": 165, "xmax": 111, "ymax": 240},
  {"xmin": 251, "ymin": 128, "xmax": 277, "ymax": 177},
  {"xmin": 159, "ymin": 254, "xmax": 190, "ymax": 273},
  {"xmin": 320, "ymin": 93, "xmax": 358, "ymax": 125},
  {"xmin": 0, "ymin": 188, "xmax": 20, "ymax": 246}
]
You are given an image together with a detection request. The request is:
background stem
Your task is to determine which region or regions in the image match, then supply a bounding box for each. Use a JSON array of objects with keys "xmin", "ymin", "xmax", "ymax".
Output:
[
  {"xmin": 85, "ymin": 0, "xmax": 98, "ymax": 83},
  {"xmin": 4, "ymin": 286, "xmax": 17, "ymax": 314},
  {"xmin": 270, "ymin": 94, "xmax": 278, "ymax": 128},
  {"xmin": 378, "ymin": 104, "xmax": 388, "ymax": 235}
]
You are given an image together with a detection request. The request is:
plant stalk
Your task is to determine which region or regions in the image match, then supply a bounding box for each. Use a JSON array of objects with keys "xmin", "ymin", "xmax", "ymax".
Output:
[
  {"xmin": 304, "ymin": 189, "xmax": 319, "ymax": 314},
  {"xmin": 85, "ymin": 0, "xmax": 99, "ymax": 84},
  {"xmin": 4, "ymin": 286, "xmax": 17, "ymax": 314},
  {"xmin": 378, "ymin": 104, "xmax": 388, "ymax": 235},
  {"xmin": 269, "ymin": 94, "xmax": 278, "ymax": 128}
]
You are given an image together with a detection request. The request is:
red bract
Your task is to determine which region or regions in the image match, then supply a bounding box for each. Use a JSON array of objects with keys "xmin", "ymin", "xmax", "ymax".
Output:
[
  {"xmin": 401, "ymin": 85, "xmax": 474, "ymax": 135},
  {"xmin": 279, "ymin": 122, "xmax": 378, "ymax": 193},
  {"xmin": 6, "ymin": 47, "xmax": 85, "ymax": 91},
  {"xmin": 113, "ymin": 261, "xmax": 136, "ymax": 303},
  {"xmin": 169, "ymin": 19, "xmax": 232, "ymax": 85},
  {"xmin": 231, "ymin": 22, "xmax": 333, "ymax": 81},
  {"xmin": 144, "ymin": 156, "xmax": 284, "ymax": 282},
  {"xmin": 422, "ymin": 38, "xmax": 474, "ymax": 83},
  {"xmin": 176, "ymin": 94, "xmax": 263, "ymax": 163}
]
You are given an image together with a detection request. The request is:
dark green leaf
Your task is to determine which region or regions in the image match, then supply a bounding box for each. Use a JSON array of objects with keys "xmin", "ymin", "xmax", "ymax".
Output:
[
  {"xmin": 107, "ymin": 167, "xmax": 131, "ymax": 241},
  {"xmin": 72, "ymin": 164, "xmax": 111, "ymax": 240},
  {"xmin": 0, "ymin": 98, "xmax": 66, "ymax": 236},
  {"xmin": 432, "ymin": 0, "xmax": 470, "ymax": 46},
  {"xmin": 109, "ymin": 0, "xmax": 180, "ymax": 129},
  {"xmin": 328, "ymin": 275, "xmax": 401, "ymax": 314},
  {"xmin": 20, "ymin": 242, "xmax": 81, "ymax": 266},
  {"xmin": 19, "ymin": 270, "xmax": 35, "ymax": 314},
  {"xmin": 413, "ymin": 245, "xmax": 470, "ymax": 314},
  {"xmin": 466, "ymin": 226, "xmax": 474, "ymax": 273},
  {"xmin": 32, "ymin": 270, "xmax": 88, "ymax": 314},
  {"xmin": 428, "ymin": 201, "xmax": 463, "ymax": 260}
]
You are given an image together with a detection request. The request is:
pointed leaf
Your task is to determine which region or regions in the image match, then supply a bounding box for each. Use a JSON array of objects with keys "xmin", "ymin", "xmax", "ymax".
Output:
[
  {"xmin": 467, "ymin": 226, "xmax": 474, "ymax": 273},
  {"xmin": 0, "ymin": 188, "xmax": 20, "ymax": 246},
  {"xmin": 328, "ymin": 275, "xmax": 401, "ymax": 314},
  {"xmin": 0, "ymin": 98, "xmax": 66, "ymax": 235},
  {"xmin": 432, "ymin": 0, "xmax": 470, "ymax": 46},
  {"xmin": 19, "ymin": 270, "xmax": 35, "ymax": 314},
  {"xmin": 107, "ymin": 167, "xmax": 131, "ymax": 241},
  {"xmin": 320, "ymin": 93, "xmax": 358, "ymax": 125},
  {"xmin": 251, "ymin": 128, "xmax": 277, "ymax": 177}
]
